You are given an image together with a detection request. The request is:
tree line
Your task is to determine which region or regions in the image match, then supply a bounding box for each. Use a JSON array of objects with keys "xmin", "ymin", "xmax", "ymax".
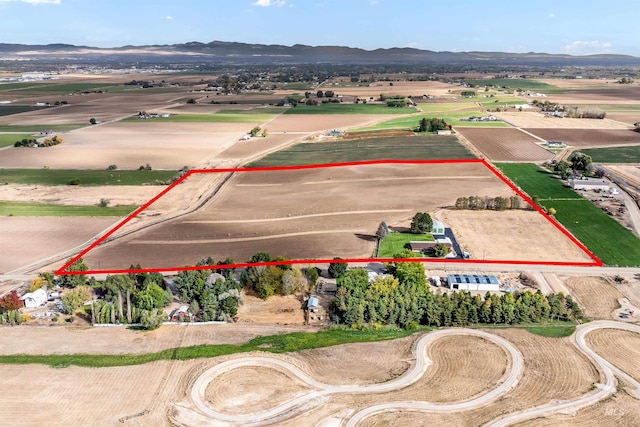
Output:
[
  {"xmin": 455, "ymin": 195, "xmax": 522, "ymax": 210},
  {"xmin": 330, "ymin": 257, "xmax": 584, "ymax": 329}
]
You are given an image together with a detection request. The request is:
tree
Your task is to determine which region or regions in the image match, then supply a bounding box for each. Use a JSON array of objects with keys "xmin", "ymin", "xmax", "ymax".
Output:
[
  {"xmin": 431, "ymin": 243, "xmax": 449, "ymax": 258},
  {"xmin": 568, "ymin": 151, "xmax": 592, "ymax": 171},
  {"xmin": 548, "ymin": 207, "xmax": 557, "ymax": 216},
  {"xmin": 135, "ymin": 283, "xmax": 166, "ymax": 310},
  {"xmin": 61, "ymin": 286, "xmax": 91, "ymax": 314},
  {"xmin": 324, "ymin": 90, "xmax": 335, "ymax": 98},
  {"xmin": 89, "ymin": 118, "xmax": 97, "ymax": 125},
  {"xmin": 250, "ymin": 126, "xmax": 261, "ymax": 137},
  {"xmin": 316, "ymin": 90, "xmax": 324, "ymax": 98},
  {"xmin": 0, "ymin": 291, "xmax": 23, "ymax": 312},
  {"xmin": 410, "ymin": 212, "xmax": 433, "ymax": 234},
  {"xmin": 376, "ymin": 221, "xmax": 389, "ymax": 240},
  {"xmin": 140, "ymin": 308, "xmax": 166, "ymax": 330},
  {"xmin": 104, "ymin": 274, "xmax": 135, "ymax": 322},
  {"xmin": 261, "ymin": 129, "xmax": 268, "ymax": 137},
  {"xmin": 328, "ymin": 258, "xmax": 348, "ymax": 279},
  {"xmin": 305, "ymin": 266, "xmax": 319, "ymax": 288},
  {"xmin": 58, "ymin": 258, "xmax": 88, "ymax": 288},
  {"xmin": 282, "ymin": 268, "xmax": 305, "ymax": 295}
]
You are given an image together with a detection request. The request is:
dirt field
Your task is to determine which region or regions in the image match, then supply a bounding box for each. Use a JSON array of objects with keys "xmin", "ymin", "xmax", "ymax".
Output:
[
  {"xmin": 0, "ymin": 216, "xmax": 116, "ymax": 272},
  {"xmin": 521, "ymin": 392, "xmax": 640, "ymax": 427},
  {"xmin": 585, "ymin": 328, "xmax": 640, "ymax": 382},
  {"xmin": 563, "ymin": 276, "xmax": 625, "ymax": 319},
  {"xmin": 238, "ymin": 290, "xmax": 305, "ymax": 325},
  {"xmin": 82, "ymin": 162, "xmax": 518, "ymax": 270},
  {"xmin": 494, "ymin": 112, "xmax": 631, "ymax": 129},
  {"xmin": 437, "ymin": 209, "xmax": 593, "ymax": 263},
  {"xmin": 0, "ymin": 184, "xmax": 159, "ymax": 206},
  {"xmin": 604, "ymin": 165, "xmax": 640, "ymax": 189},
  {"xmin": 605, "ymin": 113, "xmax": 640, "ymax": 126},
  {"xmin": 523, "ymin": 128, "xmax": 640, "ymax": 148},
  {"xmin": 547, "ymin": 87, "xmax": 640, "ymax": 104},
  {"xmin": 456, "ymin": 127, "xmax": 553, "ymax": 161},
  {"xmin": 265, "ymin": 114, "xmax": 400, "ymax": 133}
]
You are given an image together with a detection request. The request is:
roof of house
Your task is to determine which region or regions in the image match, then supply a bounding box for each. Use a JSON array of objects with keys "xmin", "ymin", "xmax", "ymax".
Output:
[
  {"xmin": 20, "ymin": 287, "xmax": 47, "ymax": 301},
  {"xmin": 307, "ymin": 296, "xmax": 319, "ymax": 308},
  {"xmin": 447, "ymin": 274, "xmax": 500, "ymax": 286}
]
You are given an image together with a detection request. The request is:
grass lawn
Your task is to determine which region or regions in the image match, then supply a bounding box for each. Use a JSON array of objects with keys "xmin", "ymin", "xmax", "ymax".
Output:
[
  {"xmin": 0, "ymin": 325, "xmax": 431, "ymax": 368},
  {"xmin": 0, "ymin": 134, "xmax": 35, "ymax": 148},
  {"xmin": 0, "ymin": 124, "xmax": 85, "ymax": 132},
  {"xmin": 496, "ymin": 163, "xmax": 640, "ymax": 266},
  {"xmin": 478, "ymin": 322, "xmax": 576, "ymax": 337},
  {"xmin": 378, "ymin": 232, "xmax": 434, "ymax": 257},
  {"xmin": 0, "ymin": 201, "xmax": 137, "ymax": 217},
  {"xmin": 0, "ymin": 169, "xmax": 177, "ymax": 186},
  {"xmin": 580, "ymin": 146, "xmax": 640, "ymax": 163},
  {"xmin": 462, "ymin": 78, "xmax": 565, "ymax": 94},
  {"xmin": 283, "ymin": 103, "xmax": 416, "ymax": 115},
  {"xmin": 249, "ymin": 135, "xmax": 476, "ymax": 167}
]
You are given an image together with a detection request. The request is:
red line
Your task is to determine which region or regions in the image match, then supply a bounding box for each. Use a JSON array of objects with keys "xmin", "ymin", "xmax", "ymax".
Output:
[{"xmin": 58, "ymin": 160, "xmax": 601, "ymax": 276}]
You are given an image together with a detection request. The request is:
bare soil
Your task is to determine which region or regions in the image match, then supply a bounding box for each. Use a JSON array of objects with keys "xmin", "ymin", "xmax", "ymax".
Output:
[
  {"xmin": 437, "ymin": 209, "xmax": 593, "ymax": 263},
  {"xmin": 586, "ymin": 328, "xmax": 640, "ymax": 382},
  {"xmin": 0, "ymin": 184, "xmax": 159, "ymax": 207},
  {"xmin": 238, "ymin": 290, "xmax": 305, "ymax": 325},
  {"xmin": 265, "ymin": 114, "xmax": 400, "ymax": 133},
  {"xmin": 563, "ymin": 276, "xmax": 625, "ymax": 319},
  {"xmin": 523, "ymin": 128, "xmax": 640, "ymax": 148},
  {"xmin": 494, "ymin": 112, "xmax": 630, "ymax": 129},
  {"xmin": 456, "ymin": 127, "xmax": 553, "ymax": 161}
]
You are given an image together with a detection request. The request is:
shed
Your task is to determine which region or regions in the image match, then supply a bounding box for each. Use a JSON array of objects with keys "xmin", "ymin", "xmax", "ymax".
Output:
[
  {"xmin": 20, "ymin": 287, "xmax": 48, "ymax": 308},
  {"xmin": 170, "ymin": 305, "xmax": 191, "ymax": 322},
  {"xmin": 569, "ymin": 178, "xmax": 610, "ymax": 192},
  {"xmin": 447, "ymin": 274, "xmax": 500, "ymax": 291},
  {"xmin": 307, "ymin": 296, "xmax": 319, "ymax": 312}
]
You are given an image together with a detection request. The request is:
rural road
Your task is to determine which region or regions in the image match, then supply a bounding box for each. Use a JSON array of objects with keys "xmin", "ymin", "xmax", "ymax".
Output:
[
  {"xmin": 488, "ymin": 320, "xmax": 640, "ymax": 426},
  {"xmin": 182, "ymin": 322, "xmax": 640, "ymax": 427},
  {"xmin": 188, "ymin": 329, "xmax": 523, "ymax": 426}
]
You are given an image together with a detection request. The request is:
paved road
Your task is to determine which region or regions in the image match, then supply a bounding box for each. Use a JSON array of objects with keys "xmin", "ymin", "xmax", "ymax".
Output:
[{"xmin": 188, "ymin": 329, "xmax": 523, "ymax": 426}]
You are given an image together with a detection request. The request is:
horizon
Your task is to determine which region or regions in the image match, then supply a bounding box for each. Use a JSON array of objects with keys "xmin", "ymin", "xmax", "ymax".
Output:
[{"xmin": 0, "ymin": 0, "xmax": 637, "ymax": 56}]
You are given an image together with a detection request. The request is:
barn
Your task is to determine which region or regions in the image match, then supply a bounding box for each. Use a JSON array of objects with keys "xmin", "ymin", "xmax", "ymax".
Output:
[
  {"xmin": 447, "ymin": 274, "xmax": 501, "ymax": 291},
  {"xmin": 20, "ymin": 287, "xmax": 48, "ymax": 308},
  {"xmin": 568, "ymin": 178, "xmax": 611, "ymax": 192}
]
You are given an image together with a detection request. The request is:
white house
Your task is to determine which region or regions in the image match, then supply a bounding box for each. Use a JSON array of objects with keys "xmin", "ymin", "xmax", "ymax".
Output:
[
  {"xmin": 20, "ymin": 287, "xmax": 48, "ymax": 308},
  {"xmin": 447, "ymin": 274, "xmax": 500, "ymax": 291}
]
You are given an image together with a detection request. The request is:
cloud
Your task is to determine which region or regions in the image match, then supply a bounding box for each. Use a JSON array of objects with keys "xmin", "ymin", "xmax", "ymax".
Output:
[
  {"xmin": 165, "ymin": 15, "xmax": 173, "ymax": 20},
  {"xmin": 549, "ymin": 13, "xmax": 555, "ymax": 18},
  {"xmin": 564, "ymin": 40, "xmax": 612, "ymax": 55},
  {"xmin": 0, "ymin": 0, "xmax": 61, "ymax": 4},
  {"xmin": 251, "ymin": 0, "xmax": 286, "ymax": 6}
]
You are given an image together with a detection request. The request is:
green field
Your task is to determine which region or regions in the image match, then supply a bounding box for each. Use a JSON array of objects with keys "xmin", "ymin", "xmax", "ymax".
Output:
[
  {"xmin": 0, "ymin": 201, "xmax": 137, "ymax": 217},
  {"xmin": 378, "ymin": 232, "xmax": 434, "ymax": 258},
  {"xmin": 496, "ymin": 163, "xmax": 640, "ymax": 266},
  {"xmin": 249, "ymin": 135, "xmax": 476, "ymax": 167},
  {"xmin": 462, "ymin": 78, "xmax": 564, "ymax": 94},
  {"xmin": 0, "ymin": 105, "xmax": 48, "ymax": 116},
  {"xmin": 123, "ymin": 110, "xmax": 280, "ymax": 123},
  {"xmin": 281, "ymin": 82, "xmax": 314, "ymax": 90},
  {"xmin": 580, "ymin": 146, "xmax": 640, "ymax": 163},
  {"xmin": 418, "ymin": 103, "xmax": 477, "ymax": 113},
  {"xmin": 0, "ymin": 134, "xmax": 34, "ymax": 148},
  {"xmin": 0, "ymin": 326, "xmax": 430, "ymax": 368},
  {"xmin": 357, "ymin": 112, "xmax": 510, "ymax": 131},
  {"xmin": 0, "ymin": 124, "xmax": 85, "ymax": 132},
  {"xmin": 283, "ymin": 103, "xmax": 417, "ymax": 115},
  {"xmin": 0, "ymin": 169, "xmax": 177, "ymax": 186}
]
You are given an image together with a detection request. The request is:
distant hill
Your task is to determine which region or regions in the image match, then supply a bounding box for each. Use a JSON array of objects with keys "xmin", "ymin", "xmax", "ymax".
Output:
[{"xmin": 1, "ymin": 40, "xmax": 639, "ymax": 66}]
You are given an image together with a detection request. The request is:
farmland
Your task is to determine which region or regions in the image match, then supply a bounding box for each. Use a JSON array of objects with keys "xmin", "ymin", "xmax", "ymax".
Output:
[
  {"xmin": 355, "ymin": 112, "xmax": 509, "ymax": 131},
  {"xmin": 248, "ymin": 135, "xmax": 476, "ymax": 167},
  {"xmin": 122, "ymin": 110, "xmax": 280, "ymax": 123},
  {"xmin": 0, "ymin": 133, "xmax": 34, "ymax": 148},
  {"xmin": 0, "ymin": 105, "xmax": 48, "ymax": 116},
  {"xmin": 0, "ymin": 169, "xmax": 177, "ymax": 185},
  {"xmin": 524, "ymin": 128, "xmax": 640, "ymax": 148},
  {"xmin": 496, "ymin": 163, "xmax": 640, "ymax": 266},
  {"xmin": 461, "ymin": 78, "xmax": 565, "ymax": 94},
  {"xmin": 283, "ymin": 103, "xmax": 417, "ymax": 114},
  {"xmin": 457, "ymin": 128, "xmax": 553, "ymax": 162},
  {"xmin": 580, "ymin": 146, "xmax": 640, "ymax": 163},
  {"xmin": 0, "ymin": 201, "xmax": 137, "ymax": 217},
  {"xmin": 0, "ymin": 124, "xmax": 84, "ymax": 132},
  {"xmin": 494, "ymin": 112, "xmax": 631, "ymax": 129}
]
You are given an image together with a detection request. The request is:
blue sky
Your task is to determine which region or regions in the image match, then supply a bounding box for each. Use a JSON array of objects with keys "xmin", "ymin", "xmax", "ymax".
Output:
[{"xmin": 0, "ymin": 0, "xmax": 636, "ymax": 56}]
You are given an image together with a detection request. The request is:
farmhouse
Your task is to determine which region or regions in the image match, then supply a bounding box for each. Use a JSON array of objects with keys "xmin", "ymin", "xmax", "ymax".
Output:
[
  {"xmin": 447, "ymin": 274, "xmax": 500, "ymax": 291},
  {"xmin": 20, "ymin": 287, "xmax": 47, "ymax": 308},
  {"xmin": 409, "ymin": 237, "xmax": 454, "ymax": 254},
  {"xmin": 569, "ymin": 177, "xmax": 611, "ymax": 192}
]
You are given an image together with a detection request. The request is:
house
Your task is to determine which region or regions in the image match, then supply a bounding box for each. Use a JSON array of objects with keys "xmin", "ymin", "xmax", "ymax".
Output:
[
  {"xmin": 437, "ymin": 130, "xmax": 452, "ymax": 135},
  {"xmin": 170, "ymin": 305, "xmax": 191, "ymax": 322},
  {"xmin": 431, "ymin": 220, "xmax": 446, "ymax": 235},
  {"xmin": 20, "ymin": 287, "xmax": 48, "ymax": 308},
  {"xmin": 547, "ymin": 141, "xmax": 565, "ymax": 148},
  {"xmin": 409, "ymin": 237, "xmax": 454, "ymax": 255},
  {"xmin": 569, "ymin": 177, "xmax": 611, "ymax": 192},
  {"xmin": 447, "ymin": 274, "xmax": 500, "ymax": 291}
]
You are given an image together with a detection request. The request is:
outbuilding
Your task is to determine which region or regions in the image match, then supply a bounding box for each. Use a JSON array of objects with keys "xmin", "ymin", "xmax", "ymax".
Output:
[
  {"xmin": 20, "ymin": 287, "xmax": 48, "ymax": 308},
  {"xmin": 569, "ymin": 178, "xmax": 611, "ymax": 192},
  {"xmin": 447, "ymin": 274, "xmax": 501, "ymax": 291}
]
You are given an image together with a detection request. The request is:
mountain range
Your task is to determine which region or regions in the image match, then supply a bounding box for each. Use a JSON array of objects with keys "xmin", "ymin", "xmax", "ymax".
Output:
[{"xmin": 2, "ymin": 41, "xmax": 639, "ymax": 66}]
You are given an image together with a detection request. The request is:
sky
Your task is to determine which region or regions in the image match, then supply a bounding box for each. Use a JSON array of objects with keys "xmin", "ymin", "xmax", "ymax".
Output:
[{"xmin": 0, "ymin": 0, "xmax": 637, "ymax": 56}]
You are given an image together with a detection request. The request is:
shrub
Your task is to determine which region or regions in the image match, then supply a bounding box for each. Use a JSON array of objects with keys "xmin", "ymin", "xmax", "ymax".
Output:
[
  {"xmin": 98, "ymin": 198, "xmax": 110, "ymax": 208},
  {"xmin": 107, "ymin": 164, "xmax": 118, "ymax": 171},
  {"xmin": 68, "ymin": 178, "xmax": 80, "ymax": 185}
]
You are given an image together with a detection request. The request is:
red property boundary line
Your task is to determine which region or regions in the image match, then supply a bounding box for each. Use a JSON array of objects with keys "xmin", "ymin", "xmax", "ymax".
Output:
[{"xmin": 56, "ymin": 159, "xmax": 602, "ymax": 276}]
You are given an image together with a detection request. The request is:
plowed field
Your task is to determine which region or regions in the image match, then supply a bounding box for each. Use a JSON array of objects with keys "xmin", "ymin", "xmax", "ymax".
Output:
[
  {"xmin": 523, "ymin": 128, "xmax": 640, "ymax": 148},
  {"xmin": 456, "ymin": 127, "xmax": 553, "ymax": 161}
]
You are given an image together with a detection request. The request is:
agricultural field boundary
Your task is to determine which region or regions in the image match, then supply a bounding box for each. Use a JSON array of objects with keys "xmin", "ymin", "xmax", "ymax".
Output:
[{"xmin": 57, "ymin": 159, "xmax": 601, "ymax": 276}]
